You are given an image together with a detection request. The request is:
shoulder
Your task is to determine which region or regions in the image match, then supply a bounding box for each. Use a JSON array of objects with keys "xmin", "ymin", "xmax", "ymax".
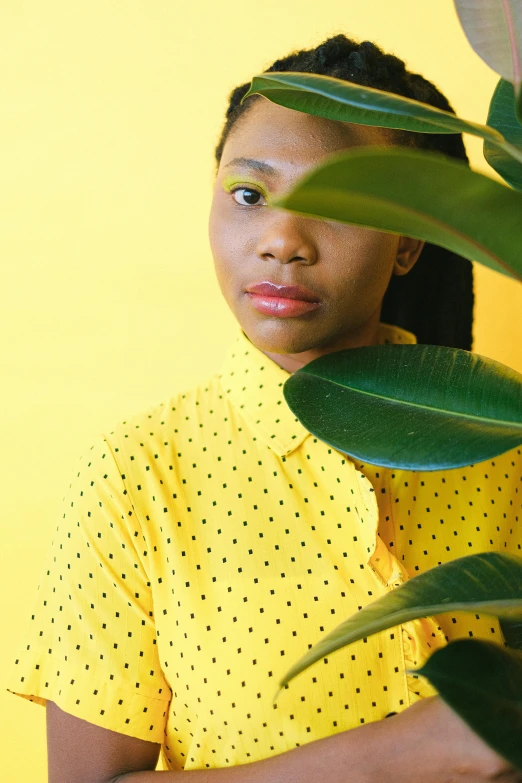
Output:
[
  {"xmin": 102, "ymin": 372, "xmax": 225, "ymax": 459},
  {"xmin": 466, "ymin": 445, "xmax": 522, "ymax": 491},
  {"xmin": 433, "ymin": 445, "xmax": 522, "ymax": 532},
  {"xmin": 423, "ymin": 445, "xmax": 522, "ymax": 503},
  {"xmin": 475, "ymin": 445, "xmax": 522, "ymax": 509}
]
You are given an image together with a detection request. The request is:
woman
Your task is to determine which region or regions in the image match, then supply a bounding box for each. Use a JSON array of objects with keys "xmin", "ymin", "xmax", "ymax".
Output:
[{"xmin": 6, "ymin": 34, "xmax": 522, "ymax": 782}]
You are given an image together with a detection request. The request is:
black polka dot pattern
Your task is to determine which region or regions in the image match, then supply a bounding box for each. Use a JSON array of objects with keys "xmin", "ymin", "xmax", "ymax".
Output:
[{"xmin": 6, "ymin": 323, "xmax": 521, "ymax": 771}]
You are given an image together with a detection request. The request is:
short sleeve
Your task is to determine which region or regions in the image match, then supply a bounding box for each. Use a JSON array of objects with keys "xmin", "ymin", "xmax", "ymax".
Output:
[{"xmin": 5, "ymin": 432, "xmax": 172, "ymax": 743}]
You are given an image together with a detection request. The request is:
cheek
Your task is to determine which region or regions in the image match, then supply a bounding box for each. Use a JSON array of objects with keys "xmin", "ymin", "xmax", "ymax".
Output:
[
  {"xmin": 352, "ymin": 228, "xmax": 398, "ymax": 259},
  {"xmin": 208, "ymin": 201, "xmax": 245, "ymax": 301},
  {"xmin": 208, "ymin": 199, "xmax": 245, "ymax": 264},
  {"xmin": 208, "ymin": 205, "xmax": 232, "ymax": 286},
  {"xmin": 208, "ymin": 199, "xmax": 226, "ymax": 258},
  {"xmin": 323, "ymin": 231, "xmax": 398, "ymax": 311},
  {"xmin": 345, "ymin": 231, "xmax": 398, "ymax": 283}
]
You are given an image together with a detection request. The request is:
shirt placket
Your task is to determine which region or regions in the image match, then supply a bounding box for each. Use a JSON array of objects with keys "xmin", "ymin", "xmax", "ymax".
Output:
[{"xmin": 352, "ymin": 463, "xmax": 447, "ymax": 704}]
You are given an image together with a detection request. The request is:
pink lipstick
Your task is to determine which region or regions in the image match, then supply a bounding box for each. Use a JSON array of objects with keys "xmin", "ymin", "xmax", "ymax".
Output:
[{"xmin": 245, "ymin": 281, "xmax": 321, "ymax": 318}]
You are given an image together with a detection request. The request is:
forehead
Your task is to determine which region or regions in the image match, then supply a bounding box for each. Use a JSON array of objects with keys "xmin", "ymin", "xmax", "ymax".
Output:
[{"xmin": 222, "ymin": 97, "xmax": 387, "ymax": 171}]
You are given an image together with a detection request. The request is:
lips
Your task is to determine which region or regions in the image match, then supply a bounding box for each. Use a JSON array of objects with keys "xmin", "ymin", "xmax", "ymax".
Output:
[
  {"xmin": 245, "ymin": 281, "xmax": 322, "ymax": 318},
  {"xmin": 245, "ymin": 281, "xmax": 320, "ymax": 302}
]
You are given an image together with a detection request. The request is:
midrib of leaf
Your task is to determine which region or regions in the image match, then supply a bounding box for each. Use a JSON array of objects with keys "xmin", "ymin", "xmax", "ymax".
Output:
[
  {"xmin": 503, "ymin": 0, "xmax": 522, "ymax": 87},
  {"xmin": 302, "ymin": 366, "xmax": 521, "ymax": 430}
]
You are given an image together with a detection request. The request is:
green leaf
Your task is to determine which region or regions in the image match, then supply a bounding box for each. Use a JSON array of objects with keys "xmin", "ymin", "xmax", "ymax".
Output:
[
  {"xmin": 485, "ymin": 78, "xmax": 522, "ymax": 190},
  {"xmin": 454, "ymin": 0, "xmax": 522, "ymax": 121},
  {"xmin": 269, "ymin": 146, "xmax": 522, "ymax": 281},
  {"xmin": 416, "ymin": 639, "xmax": 522, "ymax": 772},
  {"xmin": 277, "ymin": 553, "xmax": 522, "ymax": 691},
  {"xmin": 283, "ymin": 343, "xmax": 522, "ymax": 471},
  {"xmin": 242, "ymin": 72, "xmax": 501, "ymax": 138},
  {"xmin": 242, "ymin": 72, "xmax": 522, "ymax": 167}
]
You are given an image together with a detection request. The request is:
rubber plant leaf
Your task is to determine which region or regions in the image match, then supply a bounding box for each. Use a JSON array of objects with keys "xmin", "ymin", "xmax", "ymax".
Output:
[
  {"xmin": 416, "ymin": 639, "xmax": 522, "ymax": 772},
  {"xmin": 277, "ymin": 552, "xmax": 522, "ymax": 692},
  {"xmin": 484, "ymin": 78, "xmax": 522, "ymax": 190},
  {"xmin": 268, "ymin": 146, "xmax": 522, "ymax": 281},
  {"xmin": 454, "ymin": 0, "xmax": 522, "ymax": 122},
  {"xmin": 241, "ymin": 72, "xmax": 522, "ymax": 167},
  {"xmin": 283, "ymin": 342, "xmax": 522, "ymax": 471}
]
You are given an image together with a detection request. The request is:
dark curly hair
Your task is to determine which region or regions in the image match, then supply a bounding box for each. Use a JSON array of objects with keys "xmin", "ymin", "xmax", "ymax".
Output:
[{"xmin": 213, "ymin": 34, "xmax": 474, "ymax": 350}]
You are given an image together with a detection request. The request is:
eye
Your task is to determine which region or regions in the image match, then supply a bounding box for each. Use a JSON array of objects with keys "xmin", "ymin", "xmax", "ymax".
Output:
[{"xmin": 230, "ymin": 186, "xmax": 267, "ymax": 207}]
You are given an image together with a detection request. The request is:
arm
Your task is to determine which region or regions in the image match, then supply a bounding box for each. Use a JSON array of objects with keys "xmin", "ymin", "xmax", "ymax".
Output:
[
  {"xmin": 46, "ymin": 701, "xmax": 161, "ymax": 783},
  {"xmin": 47, "ymin": 697, "xmax": 521, "ymax": 783},
  {"xmin": 47, "ymin": 698, "xmax": 383, "ymax": 783}
]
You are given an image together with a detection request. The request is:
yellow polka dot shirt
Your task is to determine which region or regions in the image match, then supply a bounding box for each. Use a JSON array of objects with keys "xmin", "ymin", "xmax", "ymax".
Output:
[{"xmin": 6, "ymin": 323, "xmax": 522, "ymax": 771}]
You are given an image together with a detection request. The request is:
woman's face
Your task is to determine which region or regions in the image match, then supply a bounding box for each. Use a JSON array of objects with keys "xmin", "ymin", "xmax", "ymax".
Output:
[{"xmin": 208, "ymin": 98, "xmax": 423, "ymax": 371}]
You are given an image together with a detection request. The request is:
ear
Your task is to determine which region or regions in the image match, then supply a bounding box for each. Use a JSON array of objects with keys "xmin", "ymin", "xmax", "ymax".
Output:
[{"xmin": 393, "ymin": 236, "xmax": 425, "ymax": 277}]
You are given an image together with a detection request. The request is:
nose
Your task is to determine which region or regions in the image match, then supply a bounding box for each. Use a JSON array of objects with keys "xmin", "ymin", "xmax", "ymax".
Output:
[{"xmin": 255, "ymin": 211, "xmax": 318, "ymax": 266}]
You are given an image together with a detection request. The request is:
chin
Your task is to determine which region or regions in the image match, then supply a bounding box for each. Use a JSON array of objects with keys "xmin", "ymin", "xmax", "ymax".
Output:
[{"xmin": 242, "ymin": 319, "xmax": 330, "ymax": 356}]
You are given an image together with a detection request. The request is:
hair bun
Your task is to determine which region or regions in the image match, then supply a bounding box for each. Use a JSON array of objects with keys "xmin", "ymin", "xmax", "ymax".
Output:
[{"xmin": 316, "ymin": 34, "xmax": 358, "ymax": 69}]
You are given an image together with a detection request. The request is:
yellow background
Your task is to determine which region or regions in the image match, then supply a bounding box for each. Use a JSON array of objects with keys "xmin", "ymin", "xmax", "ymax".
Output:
[{"xmin": 2, "ymin": 1, "xmax": 520, "ymax": 778}]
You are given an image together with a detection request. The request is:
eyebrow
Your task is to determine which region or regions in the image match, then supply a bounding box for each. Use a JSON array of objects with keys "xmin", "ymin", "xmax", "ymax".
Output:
[{"xmin": 222, "ymin": 157, "xmax": 279, "ymax": 176}]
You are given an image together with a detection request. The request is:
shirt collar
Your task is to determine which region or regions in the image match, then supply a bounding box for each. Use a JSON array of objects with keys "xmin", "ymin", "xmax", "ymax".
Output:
[{"xmin": 218, "ymin": 323, "xmax": 417, "ymax": 458}]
